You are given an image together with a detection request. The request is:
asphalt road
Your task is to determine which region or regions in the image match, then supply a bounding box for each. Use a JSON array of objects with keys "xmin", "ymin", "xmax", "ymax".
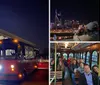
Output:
[{"xmin": 0, "ymin": 69, "xmax": 48, "ymax": 85}]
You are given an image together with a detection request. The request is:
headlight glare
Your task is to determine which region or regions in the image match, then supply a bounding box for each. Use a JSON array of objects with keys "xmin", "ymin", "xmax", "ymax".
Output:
[
  {"xmin": 0, "ymin": 65, "xmax": 3, "ymax": 70},
  {"xmin": 11, "ymin": 65, "xmax": 14, "ymax": 68}
]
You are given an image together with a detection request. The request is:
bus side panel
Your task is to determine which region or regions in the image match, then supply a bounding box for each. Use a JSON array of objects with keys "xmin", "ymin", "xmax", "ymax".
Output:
[
  {"xmin": 0, "ymin": 60, "xmax": 22, "ymax": 80},
  {"xmin": 19, "ymin": 60, "xmax": 37, "ymax": 74}
]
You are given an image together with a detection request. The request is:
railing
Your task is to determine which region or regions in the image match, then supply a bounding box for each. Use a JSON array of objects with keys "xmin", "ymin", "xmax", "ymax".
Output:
[{"xmin": 50, "ymin": 71, "xmax": 62, "ymax": 85}]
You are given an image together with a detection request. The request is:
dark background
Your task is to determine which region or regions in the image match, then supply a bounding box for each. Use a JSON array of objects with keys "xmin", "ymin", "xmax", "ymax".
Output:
[
  {"xmin": 51, "ymin": 0, "xmax": 99, "ymax": 23},
  {"xmin": 0, "ymin": 0, "xmax": 48, "ymax": 53}
]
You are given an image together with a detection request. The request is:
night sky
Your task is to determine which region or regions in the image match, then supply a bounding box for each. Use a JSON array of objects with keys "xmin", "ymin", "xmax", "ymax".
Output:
[
  {"xmin": 51, "ymin": 0, "xmax": 99, "ymax": 22},
  {"xmin": 0, "ymin": 0, "xmax": 48, "ymax": 52}
]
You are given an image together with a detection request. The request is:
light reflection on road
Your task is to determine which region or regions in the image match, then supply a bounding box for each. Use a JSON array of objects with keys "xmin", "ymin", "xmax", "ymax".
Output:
[{"xmin": 0, "ymin": 69, "xmax": 48, "ymax": 85}]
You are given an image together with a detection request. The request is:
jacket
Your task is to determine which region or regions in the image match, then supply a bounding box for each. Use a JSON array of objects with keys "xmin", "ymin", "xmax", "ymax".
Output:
[{"xmin": 79, "ymin": 72, "xmax": 99, "ymax": 85}]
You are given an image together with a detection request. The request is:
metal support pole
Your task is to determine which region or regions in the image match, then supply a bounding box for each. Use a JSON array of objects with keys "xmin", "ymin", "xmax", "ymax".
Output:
[
  {"xmin": 98, "ymin": 49, "xmax": 100, "ymax": 76},
  {"xmin": 54, "ymin": 43, "xmax": 57, "ymax": 85}
]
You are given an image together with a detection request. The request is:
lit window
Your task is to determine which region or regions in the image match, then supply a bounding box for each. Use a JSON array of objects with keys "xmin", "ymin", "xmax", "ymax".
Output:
[
  {"xmin": 57, "ymin": 53, "xmax": 60, "ymax": 57},
  {"xmin": 83, "ymin": 52, "xmax": 86, "ymax": 62},
  {"xmin": 69, "ymin": 53, "xmax": 73, "ymax": 58},
  {"xmin": 63, "ymin": 53, "xmax": 67, "ymax": 60},
  {"xmin": 86, "ymin": 52, "xmax": 90, "ymax": 65},
  {"xmin": 91, "ymin": 51, "xmax": 97, "ymax": 67},
  {"xmin": 6, "ymin": 49, "xmax": 15, "ymax": 56}
]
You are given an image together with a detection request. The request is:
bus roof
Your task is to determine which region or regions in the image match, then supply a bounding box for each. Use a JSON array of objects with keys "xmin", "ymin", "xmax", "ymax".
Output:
[{"xmin": 0, "ymin": 29, "xmax": 36, "ymax": 47}]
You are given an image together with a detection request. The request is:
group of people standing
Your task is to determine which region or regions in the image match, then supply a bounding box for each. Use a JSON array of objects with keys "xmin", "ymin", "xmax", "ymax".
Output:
[{"xmin": 51, "ymin": 56, "xmax": 99, "ymax": 85}]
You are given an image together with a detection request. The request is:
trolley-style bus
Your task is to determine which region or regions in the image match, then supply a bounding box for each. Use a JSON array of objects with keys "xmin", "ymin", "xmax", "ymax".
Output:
[{"xmin": 0, "ymin": 38, "xmax": 38, "ymax": 80}]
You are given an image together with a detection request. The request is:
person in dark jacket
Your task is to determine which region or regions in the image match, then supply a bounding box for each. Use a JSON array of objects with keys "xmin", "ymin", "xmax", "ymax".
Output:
[
  {"xmin": 79, "ymin": 64, "xmax": 98, "ymax": 85},
  {"xmin": 70, "ymin": 59, "xmax": 78, "ymax": 85}
]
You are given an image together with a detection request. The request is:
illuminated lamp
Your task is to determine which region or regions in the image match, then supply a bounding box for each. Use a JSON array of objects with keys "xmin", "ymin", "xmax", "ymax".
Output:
[
  {"xmin": 11, "ymin": 65, "xmax": 14, "ymax": 68},
  {"xmin": 0, "ymin": 65, "xmax": 3, "ymax": 70},
  {"xmin": 13, "ymin": 39, "xmax": 18, "ymax": 43},
  {"xmin": 11, "ymin": 65, "xmax": 15, "ymax": 71},
  {"xmin": 34, "ymin": 65, "xmax": 37, "ymax": 69},
  {"xmin": 0, "ymin": 41, "xmax": 3, "ymax": 44},
  {"xmin": 18, "ymin": 73, "xmax": 23, "ymax": 78},
  {"xmin": 11, "ymin": 68, "xmax": 15, "ymax": 71},
  {"xmin": 65, "ymin": 42, "xmax": 69, "ymax": 48},
  {"xmin": 58, "ymin": 37, "xmax": 62, "ymax": 40},
  {"xmin": 18, "ymin": 44, "xmax": 21, "ymax": 48}
]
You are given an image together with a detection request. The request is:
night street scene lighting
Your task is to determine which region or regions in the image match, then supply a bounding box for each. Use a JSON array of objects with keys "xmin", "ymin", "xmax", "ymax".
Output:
[{"xmin": 50, "ymin": 0, "xmax": 99, "ymax": 41}]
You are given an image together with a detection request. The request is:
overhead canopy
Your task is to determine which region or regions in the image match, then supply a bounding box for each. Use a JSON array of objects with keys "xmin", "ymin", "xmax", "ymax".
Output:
[
  {"xmin": 0, "ymin": 29, "xmax": 36, "ymax": 47},
  {"xmin": 51, "ymin": 43, "xmax": 100, "ymax": 52}
]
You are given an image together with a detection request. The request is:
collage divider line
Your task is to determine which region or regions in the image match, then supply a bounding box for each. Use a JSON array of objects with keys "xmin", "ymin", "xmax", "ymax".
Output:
[{"xmin": 49, "ymin": 0, "xmax": 50, "ymax": 85}]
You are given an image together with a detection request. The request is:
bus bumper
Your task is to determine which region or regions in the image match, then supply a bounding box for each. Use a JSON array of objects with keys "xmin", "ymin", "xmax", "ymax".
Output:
[{"xmin": 0, "ymin": 73, "xmax": 23, "ymax": 80}]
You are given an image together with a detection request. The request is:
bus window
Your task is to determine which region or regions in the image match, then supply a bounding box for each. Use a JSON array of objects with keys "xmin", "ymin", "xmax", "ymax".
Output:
[
  {"xmin": 86, "ymin": 52, "xmax": 90, "ymax": 65},
  {"xmin": 91, "ymin": 51, "xmax": 98, "ymax": 67},
  {"xmin": 50, "ymin": 52, "xmax": 54, "ymax": 58},
  {"xmin": 25, "ymin": 46, "xmax": 34, "ymax": 59},
  {"xmin": 83, "ymin": 52, "xmax": 85, "ymax": 63},
  {"xmin": 63, "ymin": 53, "xmax": 67, "ymax": 60},
  {"xmin": 76, "ymin": 53, "xmax": 80, "ymax": 59},
  {"xmin": 69, "ymin": 53, "xmax": 73, "ymax": 58},
  {"xmin": 29, "ymin": 51, "xmax": 34, "ymax": 57},
  {"xmin": 75, "ymin": 53, "xmax": 77, "ymax": 58},
  {"xmin": 81, "ymin": 53, "xmax": 83, "ymax": 59},
  {"xmin": 6, "ymin": 49, "xmax": 15, "ymax": 56},
  {"xmin": 0, "ymin": 50, "xmax": 3, "ymax": 56},
  {"xmin": 57, "ymin": 52, "xmax": 60, "ymax": 57}
]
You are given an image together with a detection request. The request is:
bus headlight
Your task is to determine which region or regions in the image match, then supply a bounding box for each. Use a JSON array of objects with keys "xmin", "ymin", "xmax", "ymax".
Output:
[
  {"xmin": 11, "ymin": 65, "xmax": 15, "ymax": 71},
  {"xmin": 0, "ymin": 65, "xmax": 3, "ymax": 70},
  {"xmin": 11, "ymin": 65, "xmax": 14, "ymax": 68}
]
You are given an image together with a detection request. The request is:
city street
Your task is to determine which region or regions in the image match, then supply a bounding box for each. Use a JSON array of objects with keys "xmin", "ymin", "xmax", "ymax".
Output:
[{"xmin": 0, "ymin": 69, "xmax": 48, "ymax": 85}]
